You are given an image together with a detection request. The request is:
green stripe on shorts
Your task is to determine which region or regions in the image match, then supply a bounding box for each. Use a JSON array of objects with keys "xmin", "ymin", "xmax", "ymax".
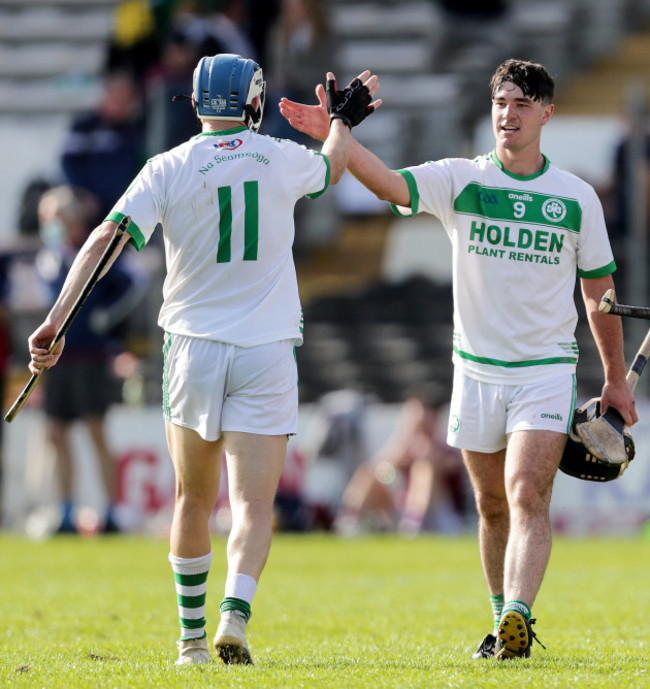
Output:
[{"xmin": 162, "ymin": 332, "xmax": 172, "ymax": 420}]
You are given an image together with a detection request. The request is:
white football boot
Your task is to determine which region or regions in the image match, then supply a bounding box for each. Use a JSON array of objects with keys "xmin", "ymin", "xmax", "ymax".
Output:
[
  {"xmin": 175, "ymin": 637, "xmax": 211, "ymax": 665},
  {"xmin": 213, "ymin": 611, "xmax": 253, "ymax": 665}
]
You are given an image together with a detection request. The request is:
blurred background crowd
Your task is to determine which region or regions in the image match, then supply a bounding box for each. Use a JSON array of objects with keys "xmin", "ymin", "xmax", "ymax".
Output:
[{"xmin": 1, "ymin": 0, "xmax": 650, "ymax": 538}]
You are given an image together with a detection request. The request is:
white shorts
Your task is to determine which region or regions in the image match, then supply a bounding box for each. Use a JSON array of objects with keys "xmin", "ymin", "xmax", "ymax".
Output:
[
  {"xmin": 446, "ymin": 368, "xmax": 577, "ymax": 453},
  {"xmin": 162, "ymin": 334, "xmax": 298, "ymax": 441}
]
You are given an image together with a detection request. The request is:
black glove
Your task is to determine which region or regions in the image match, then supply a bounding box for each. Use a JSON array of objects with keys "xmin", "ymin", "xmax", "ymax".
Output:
[{"xmin": 326, "ymin": 77, "xmax": 374, "ymax": 129}]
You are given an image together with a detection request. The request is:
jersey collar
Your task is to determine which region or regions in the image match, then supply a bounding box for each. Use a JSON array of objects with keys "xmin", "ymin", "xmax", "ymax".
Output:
[
  {"xmin": 490, "ymin": 150, "xmax": 550, "ymax": 180},
  {"xmin": 196, "ymin": 125, "xmax": 249, "ymax": 138}
]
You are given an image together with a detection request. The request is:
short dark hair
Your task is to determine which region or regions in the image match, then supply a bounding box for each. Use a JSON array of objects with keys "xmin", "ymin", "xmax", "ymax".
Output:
[{"xmin": 490, "ymin": 59, "xmax": 555, "ymax": 104}]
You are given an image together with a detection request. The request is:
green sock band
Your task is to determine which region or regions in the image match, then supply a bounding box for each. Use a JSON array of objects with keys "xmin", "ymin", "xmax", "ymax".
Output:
[
  {"xmin": 490, "ymin": 594, "xmax": 504, "ymax": 633},
  {"xmin": 220, "ymin": 596, "xmax": 252, "ymax": 622},
  {"xmin": 180, "ymin": 632, "xmax": 207, "ymax": 642},
  {"xmin": 502, "ymin": 599, "xmax": 531, "ymax": 620}
]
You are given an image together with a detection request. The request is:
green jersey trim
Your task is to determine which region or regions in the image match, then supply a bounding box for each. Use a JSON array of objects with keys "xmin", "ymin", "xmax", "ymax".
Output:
[
  {"xmin": 490, "ymin": 150, "xmax": 550, "ymax": 180},
  {"xmin": 195, "ymin": 126, "xmax": 248, "ymax": 138},
  {"xmin": 162, "ymin": 332, "xmax": 172, "ymax": 420},
  {"xmin": 306, "ymin": 152, "xmax": 330, "ymax": 199},
  {"xmin": 567, "ymin": 375, "xmax": 578, "ymax": 434},
  {"xmin": 389, "ymin": 169, "xmax": 419, "ymax": 216},
  {"xmin": 454, "ymin": 182, "xmax": 583, "ymax": 234},
  {"xmin": 453, "ymin": 345, "xmax": 578, "ymax": 368},
  {"xmin": 105, "ymin": 211, "xmax": 145, "ymax": 251},
  {"xmin": 578, "ymin": 260, "xmax": 616, "ymax": 278}
]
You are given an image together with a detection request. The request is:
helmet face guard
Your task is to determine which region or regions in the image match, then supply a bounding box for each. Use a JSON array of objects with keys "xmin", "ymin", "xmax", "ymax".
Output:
[
  {"xmin": 559, "ymin": 398, "xmax": 635, "ymax": 482},
  {"xmin": 193, "ymin": 53, "xmax": 265, "ymax": 132},
  {"xmin": 559, "ymin": 436, "xmax": 631, "ymax": 482}
]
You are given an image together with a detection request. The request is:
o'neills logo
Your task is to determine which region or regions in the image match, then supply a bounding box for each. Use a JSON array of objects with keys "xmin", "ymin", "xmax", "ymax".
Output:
[
  {"xmin": 214, "ymin": 138, "xmax": 243, "ymax": 151},
  {"xmin": 508, "ymin": 192, "xmax": 533, "ymax": 202},
  {"xmin": 541, "ymin": 412, "xmax": 563, "ymax": 420}
]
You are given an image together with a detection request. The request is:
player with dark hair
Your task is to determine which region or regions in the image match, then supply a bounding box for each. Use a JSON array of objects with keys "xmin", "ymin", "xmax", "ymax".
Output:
[
  {"xmin": 280, "ymin": 58, "xmax": 637, "ymax": 659},
  {"xmin": 489, "ymin": 58, "xmax": 555, "ymax": 104},
  {"xmin": 27, "ymin": 53, "xmax": 380, "ymax": 665}
]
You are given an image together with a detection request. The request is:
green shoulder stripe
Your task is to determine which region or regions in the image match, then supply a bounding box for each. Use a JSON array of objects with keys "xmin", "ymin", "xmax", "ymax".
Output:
[
  {"xmin": 307, "ymin": 152, "xmax": 330, "ymax": 199},
  {"xmin": 105, "ymin": 211, "xmax": 145, "ymax": 251},
  {"xmin": 389, "ymin": 169, "xmax": 419, "ymax": 216},
  {"xmin": 578, "ymin": 261, "xmax": 616, "ymax": 278}
]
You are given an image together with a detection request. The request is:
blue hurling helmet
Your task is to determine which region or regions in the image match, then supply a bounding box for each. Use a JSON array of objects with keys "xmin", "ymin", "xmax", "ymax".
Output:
[{"xmin": 192, "ymin": 54, "xmax": 265, "ymax": 132}]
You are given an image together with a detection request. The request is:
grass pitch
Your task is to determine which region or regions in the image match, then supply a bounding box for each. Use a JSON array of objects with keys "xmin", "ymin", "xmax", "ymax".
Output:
[{"xmin": 0, "ymin": 533, "xmax": 648, "ymax": 688}]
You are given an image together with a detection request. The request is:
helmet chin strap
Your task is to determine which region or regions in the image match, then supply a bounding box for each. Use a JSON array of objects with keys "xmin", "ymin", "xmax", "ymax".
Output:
[{"xmin": 171, "ymin": 93, "xmax": 199, "ymax": 119}]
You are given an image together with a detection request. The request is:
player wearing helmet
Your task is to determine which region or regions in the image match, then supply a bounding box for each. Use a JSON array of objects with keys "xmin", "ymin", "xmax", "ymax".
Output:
[
  {"xmin": 27, "ymin": 53, "xmax": 381, "ymax": 665},
  {"xmin": 189, "ymin": 53, "xmax": 267, "ymax": 131},
  {"xmin": 280, "ymin": 59, "xmax": 637, "ymax": 660}
]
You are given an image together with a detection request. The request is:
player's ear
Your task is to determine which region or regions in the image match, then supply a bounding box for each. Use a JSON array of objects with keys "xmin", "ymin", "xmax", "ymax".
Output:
[{"xmin": 541, "ymin": 103, "xmax": 554, "ymax": 126}]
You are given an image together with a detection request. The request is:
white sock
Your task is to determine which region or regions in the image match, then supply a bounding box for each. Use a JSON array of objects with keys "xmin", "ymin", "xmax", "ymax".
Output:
[{"xmin": 224, "ymin": 573, "xmax": 257, "ymax": 606}]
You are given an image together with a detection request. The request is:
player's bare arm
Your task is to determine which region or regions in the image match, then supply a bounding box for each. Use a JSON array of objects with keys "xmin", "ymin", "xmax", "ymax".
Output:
[
  {"xmin": 321, "ymin": 117, "xmax": 353, "ymax": 184},
  {"xmin": 280, "ymin": 74, "xmax": 410, "ymax": 207},
  {"xmin": 28, "ymin": 220, "xmax": 129, "ymax": 374},
  {"xmin": 581, "ymin": 275, "xmax": 638, "ymax": 425},
  {"xmin": 281, "ymin": 70, "xmax": 381, "ymax": 141},
  {"xmin": 347, "ymin": 138, "xmax": 411, "ymax": 208}
]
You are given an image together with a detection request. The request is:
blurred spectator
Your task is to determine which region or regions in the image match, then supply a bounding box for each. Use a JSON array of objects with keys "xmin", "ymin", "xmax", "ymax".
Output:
[
  {"xmin": 17, "ymin": 178, "xmax": 53, "ymax": 240},
  {"xmin": 60, "ymin": 71, "xmax": 146, "ymax": 221},
  {"xmin": 201, "ymin": 0, "xmax": 257, "ymax": 59},
  {"xmin": 600, "ymin": 122, "xmax": 650, "ymax": 302},
  {"xmin": 299, "ymin": 389, "xmax": 369, "ymax": 529},
  {"xmin": 144, "ymin": 25, "xmax": 202, "ymax": 153},
  {"xmin": 431, "ymin": 0, "xmax": 511, "ymax": 74},
  {"xmin": 272, "ymin": 445, "xmax": 310, "ymax": 532},
  {"xmin": 104, "ymin": 0, "xmax": 163, "ymax": 81},
  {"xmin": 35, "ymin": 186, "xmax": 147, "ymax": 534},
  {"xmin": 334, "ymin": 385, "xmax": 467, "ymax": 535},
  {"xmin": 174, "ymin": 0, "xmax": 257, "ymax": 60},
  {"xmin": 263, "ymin": 0, "xmax": 333, "ymax": 140}
]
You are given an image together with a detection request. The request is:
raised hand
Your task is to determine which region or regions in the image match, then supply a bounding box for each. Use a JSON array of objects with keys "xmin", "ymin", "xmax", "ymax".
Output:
[
  {"xmin": 326, "ymin": 73, "xmax": 374, "ymax": 129},
  {"xmin": 280, "ymin": 70, "xmax": 381, "ymax": 141}
]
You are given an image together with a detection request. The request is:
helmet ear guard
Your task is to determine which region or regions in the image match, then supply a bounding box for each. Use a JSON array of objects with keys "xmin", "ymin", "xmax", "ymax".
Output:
[
  {"xmin": 559, "ymin": 398, "xmax": 635, "ymax": 482},
  {"xmin": 243, "ymin": 69, "xmax": 265, "ymax": 133}
]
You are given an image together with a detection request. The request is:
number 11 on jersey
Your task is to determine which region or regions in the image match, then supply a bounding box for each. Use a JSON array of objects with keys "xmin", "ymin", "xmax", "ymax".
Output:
[{"xmin": 217, "ymin": 181, "xmax": 259, "ymax": 263}]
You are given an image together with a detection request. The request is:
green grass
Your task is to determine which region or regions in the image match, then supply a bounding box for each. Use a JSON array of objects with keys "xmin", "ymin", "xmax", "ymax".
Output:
[{"xmin": 0, "ymin": 533, "xmax": 648, "ymax": 688}]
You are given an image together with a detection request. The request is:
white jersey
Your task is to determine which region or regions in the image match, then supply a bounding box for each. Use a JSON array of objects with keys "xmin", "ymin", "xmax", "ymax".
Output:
[
  {"xmin": 392, "ymin": 151, "xmax": 615, "ymax": 384},
  {"xmin": 107, "ymin": 125, "xmax": 330, "ymax": 347}
]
